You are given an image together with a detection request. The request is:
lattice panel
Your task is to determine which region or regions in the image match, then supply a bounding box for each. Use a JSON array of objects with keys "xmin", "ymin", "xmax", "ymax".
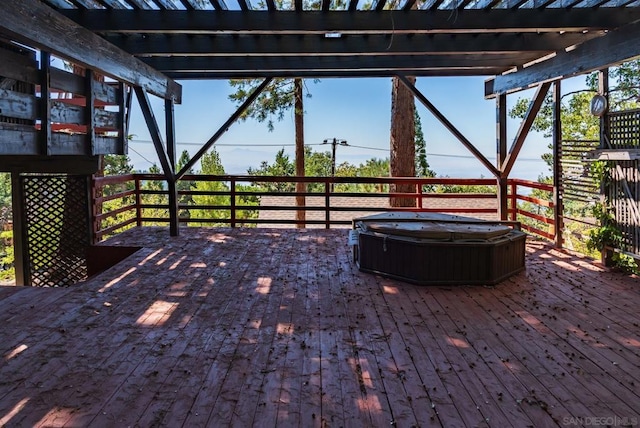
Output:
[
  {"xmin": 608, "ymin": 109, "xmax": 640, "ymax": 149},
  {"xmin": 20, "ymin": 174, "xmax": 90, "ymax": 287},
  {"xmin": 607, "ymin": 110, "xmax": 640, "ymax": 255},
  {"xmin": 608, "ymin": 162, "xmax": 639, "ymax": 254}
]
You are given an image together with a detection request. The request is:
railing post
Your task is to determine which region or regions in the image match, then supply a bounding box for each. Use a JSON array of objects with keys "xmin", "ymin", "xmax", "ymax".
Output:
[
  {"xmin": 167, "ymin": 176, "xmax": 179, "ymax": 237},
  {"xmin": 325, "ymin": 180, "xmax": 331, "ymax": 229},
  {"xmin": 510, "ymin": 181, "xmax": 518, "ymax": 221},
  {"xmin": 135, "ymin": 176, "xmax": 142, "ymax": 227},
  {"xmin": 230, "ymin": 178, "xmax": 236, "ymax": 228},
  {"xmin": 497, "ymin": 177, "xmax": 509, "ymax": 221}
]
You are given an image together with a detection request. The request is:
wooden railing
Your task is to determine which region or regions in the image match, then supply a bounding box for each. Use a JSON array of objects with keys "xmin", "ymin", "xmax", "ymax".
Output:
[
  {"xmin": 508, "ymin": 179, "xmax": 555, "ymax": 240},
  {"xmin": 91, "ymin": 174, "xmax": 556, "ymax": 242}
]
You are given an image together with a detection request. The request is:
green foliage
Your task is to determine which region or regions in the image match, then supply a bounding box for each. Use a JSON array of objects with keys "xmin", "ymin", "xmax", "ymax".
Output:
[
  {"xmin": 228, "ymin": 78, "xmax": 317, "ymax": 131},
  {"xmin": 101, "ymin": 154, "xmax": 135, "ymax": 198},
  {"xmin": 0, "ymin": 176, "xmax": 12, "ymax": 279},
  {"xmin": 139, "ymin": 163, "xmax": 168, "ymax": 224},
  {"xmin": 306, "ymin": 149, "xmax": 333, "ymax": 178},
  {"xmin": 104, "ymin": 154, "xmax": 134, "ymax": 176},
  {"xmin": 587, "ymin": 202, "xmax": 638, "ymax": 274},
  {"xmin": 611, "ymin": 252, "xmax": 639, "ymax": 275},
  {"xmin": 94, "ymin": 155, "xmax": 137, "ymax": 238},
  {"xmin": 0, "ymin": 229, "xmax": 15, "ymax": 281},
  {"xmin": 434, "ymin": 178, "xmax": 496, "ymax": 194},
  {"xmin": 587, "ymin": 202, "xmax": 622, "ymax": 252},
  {"xmin": 246, "ymin": 147, "xmax": 392, "ymax": 193},
  {"xmin": 248, "ymin": 149, "xmax": 296, "ymax": 192},
  {"xmin": 191, "ymin": 150, "xmax": 231, "ymax": 225},
  {"xmin": 0, "ymin": 230, "xmax": 14, "ymax": 282},
  {"xmin": 585, "ymin": 163, "xmax": 639, "ymax": 275},
  {"xmin": 0, "ymin": 173, "xmax": 11, "ymax": 209}
]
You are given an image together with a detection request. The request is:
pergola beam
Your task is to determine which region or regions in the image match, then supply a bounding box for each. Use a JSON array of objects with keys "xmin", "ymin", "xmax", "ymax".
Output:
[
  {"xmin": 0, "ymin": 0, "xmax": 182, "ymax": 103},
  {"xmin": 105, "ymin": 32, "xmax": 596, "ymax": 56},
  {"xmin": 142, "ymin": 53, "xmax": 534, "ymax": 73},
  {"xmin": 397, "ymin": 74, "xmax": 500, "ymax": 179},
  {"xmin": 58, "ymin": 9, "xmax": 637, "ymax": 34},
  {"xmin": 165, "ymin": 68, "xmax": 508, "ymax": 79},
  {"xmin": 486, "ymin": 19, "xmax": 640, "ymax": 98}
]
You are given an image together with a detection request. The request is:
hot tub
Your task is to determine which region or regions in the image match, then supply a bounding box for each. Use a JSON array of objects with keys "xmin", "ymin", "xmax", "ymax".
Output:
[{"xmin": 353, "ymin": 212, "xmax": 526, "ymax": 285}]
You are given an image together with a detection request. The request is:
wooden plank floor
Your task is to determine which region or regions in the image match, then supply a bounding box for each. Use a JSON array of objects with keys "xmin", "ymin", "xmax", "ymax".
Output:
[{"xmin": 0, "ymin": 227, "xmax": 639, "ymax": 427}]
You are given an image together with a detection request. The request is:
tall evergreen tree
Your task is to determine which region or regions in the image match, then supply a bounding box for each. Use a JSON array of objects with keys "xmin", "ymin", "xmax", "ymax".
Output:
[
  {"xmin": 228, "ymin": 78, "xmax": 316, "ymax": 226},
  {"xmin": 414, "ymin": 109, "xmax": 435, "ymax": 178}
]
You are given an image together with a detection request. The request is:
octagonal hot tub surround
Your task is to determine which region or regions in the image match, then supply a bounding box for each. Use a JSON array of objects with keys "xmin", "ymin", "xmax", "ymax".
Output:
[{"xmin": 353, "ymin": 212, "xmax": 526, "ymax": 285}]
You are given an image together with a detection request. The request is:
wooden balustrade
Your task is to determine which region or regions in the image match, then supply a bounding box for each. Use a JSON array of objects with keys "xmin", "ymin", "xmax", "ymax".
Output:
[{"xmin": 91, "ymin": 174, "xmax": 556, "ymax": 243}]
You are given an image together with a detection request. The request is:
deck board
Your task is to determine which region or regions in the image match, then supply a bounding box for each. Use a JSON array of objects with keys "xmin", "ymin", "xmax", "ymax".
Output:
[{"xmin": 0, "ymin": 227, "xmax": 639, "ymax": 427}]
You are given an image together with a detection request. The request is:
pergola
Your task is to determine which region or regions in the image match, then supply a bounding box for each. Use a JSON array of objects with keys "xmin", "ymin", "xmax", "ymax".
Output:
[
  {"xmin": 1, "ymin": 0, "xmax": 640, "ymax": 262},
  {"xmin": 3, "ymin": 3, "xmax": 640, "ymax": 425}
]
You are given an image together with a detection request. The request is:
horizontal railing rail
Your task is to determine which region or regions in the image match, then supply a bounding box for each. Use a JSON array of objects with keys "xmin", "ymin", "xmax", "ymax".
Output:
[{"xmin": 92, "ymin": 174, "xmax": 556, "ymax": 242}]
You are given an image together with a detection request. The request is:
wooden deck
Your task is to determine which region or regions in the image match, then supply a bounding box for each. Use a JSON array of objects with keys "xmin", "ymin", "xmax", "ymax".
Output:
[{"xmin": 0, "ymin": 227, "xmax": 639, "ymax": 427}]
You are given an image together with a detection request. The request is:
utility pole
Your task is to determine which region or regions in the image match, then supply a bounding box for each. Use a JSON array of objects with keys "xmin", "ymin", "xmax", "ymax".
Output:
[{"xmin": 323, "ymin": 138, "xmax": 348, "ymax": 191}]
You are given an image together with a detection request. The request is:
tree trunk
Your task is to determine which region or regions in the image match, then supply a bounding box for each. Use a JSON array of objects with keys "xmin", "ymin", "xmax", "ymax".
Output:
[
  {"xmin": 390, "ymin": 76, "xmax": 416, "ymax": 207},
  {"xmin": 294, "ymin": 78, "xmax": 306, "ymax": 228}
]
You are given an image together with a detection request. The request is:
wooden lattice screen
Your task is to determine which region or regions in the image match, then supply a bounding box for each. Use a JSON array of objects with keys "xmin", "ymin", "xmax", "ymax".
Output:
[
  {"xmin": 19, "ymin": 174, "xmax": 91, "ymax": 286},
  {"xmin": 607, "ymin": 109, "xmax": 640, "ymax": 255}
]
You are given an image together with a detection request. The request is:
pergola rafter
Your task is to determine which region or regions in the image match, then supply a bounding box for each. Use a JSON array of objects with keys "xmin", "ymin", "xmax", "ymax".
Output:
[
  {"xmin": 486, "ymin": 19, "xmax": 640, "ymax": 97},
  {"xmin": 58, "ymin": 9, "xmax": 635, "ymax": 34},
  {"xmin": 102, "ymin": 33, "xmax": 600, "ymax": 57}
]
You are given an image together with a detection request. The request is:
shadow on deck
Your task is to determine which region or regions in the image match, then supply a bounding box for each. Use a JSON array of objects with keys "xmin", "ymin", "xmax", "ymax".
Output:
[{"xmin": 0, "ymin": 227, "xmax": 639, "ymax": 427}]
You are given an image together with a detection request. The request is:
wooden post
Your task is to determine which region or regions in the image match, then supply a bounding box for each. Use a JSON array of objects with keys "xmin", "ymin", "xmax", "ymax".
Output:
[
  {"xmin": 117, "ymin": 82, "xmax": 127, "ymax": 154},
  {"xmin": 510, "ymin": 181, "xmax": 518, "ymax": 221},
  {"xmin": 552, "ymin": 80, "xmax": 564, "ymax": 248},
  {"xmin": 167, "ymin": 178, "xmax": 179, "ymax": 236},
  {"xmin": 230, "ymin": 178, "xmax": 236, "ymax": 228},
  {"xmin": 85, "ymin": 69, "xmax": 96, "ymax": 155},
  {"xmin": 598, "ymin": 69, "xmax": 611, "ymax": 265},
  {"xmin": 165, "ymin": 98, "xmax": 179, "ymax": 237},
  {"xmin": 135, "ymin": 176, "xmax": 142, "ymax": 227},
  {"xmin": 39, "ymin": 52, "xmax": 51, "ymax": 156},
  {"xmin": 294, "ymin": 78, "xmax": 306, "ymax": 228},
  {"xmin": 10, "ymin": 173, "xmax": 27, "ymax": 285},
  {"xmin": 325, "ymin": 181, "xmax": 331, "ymax": 229},
  {"xmin": 598, "ymin": 69, "xmax": 609, "ymax": 151},
  {"xmin": 496, "ymin": 93, "xmax": 509, "ymax": 220}
]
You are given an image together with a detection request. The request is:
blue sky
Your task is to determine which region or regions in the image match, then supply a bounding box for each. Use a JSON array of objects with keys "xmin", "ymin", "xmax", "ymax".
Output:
[{"xmin": 127, "ymin": 75, "xmax": 588, "ymax": 181}]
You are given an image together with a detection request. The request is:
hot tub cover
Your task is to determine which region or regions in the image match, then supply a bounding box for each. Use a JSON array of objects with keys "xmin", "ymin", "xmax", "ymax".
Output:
[{"xmin": 354, "ymin": 212, "xmax": 513, "ymax": 241}]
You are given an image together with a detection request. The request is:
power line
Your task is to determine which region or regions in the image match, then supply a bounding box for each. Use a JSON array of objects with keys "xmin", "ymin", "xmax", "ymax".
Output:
[
  {"xmin": 128, "ymin": 138, "xmax": 547, "ymax": 162},
  {"xmin": 130, "ymin": 138, "xmax": 325, "ymax": 148},
  {"xmin": 128, "ymin": 146, "xmax": 156, "ymax": 165},
  {"xmin": 347, "ymin": 144, "xmax": 388, "ymax": 152}
]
